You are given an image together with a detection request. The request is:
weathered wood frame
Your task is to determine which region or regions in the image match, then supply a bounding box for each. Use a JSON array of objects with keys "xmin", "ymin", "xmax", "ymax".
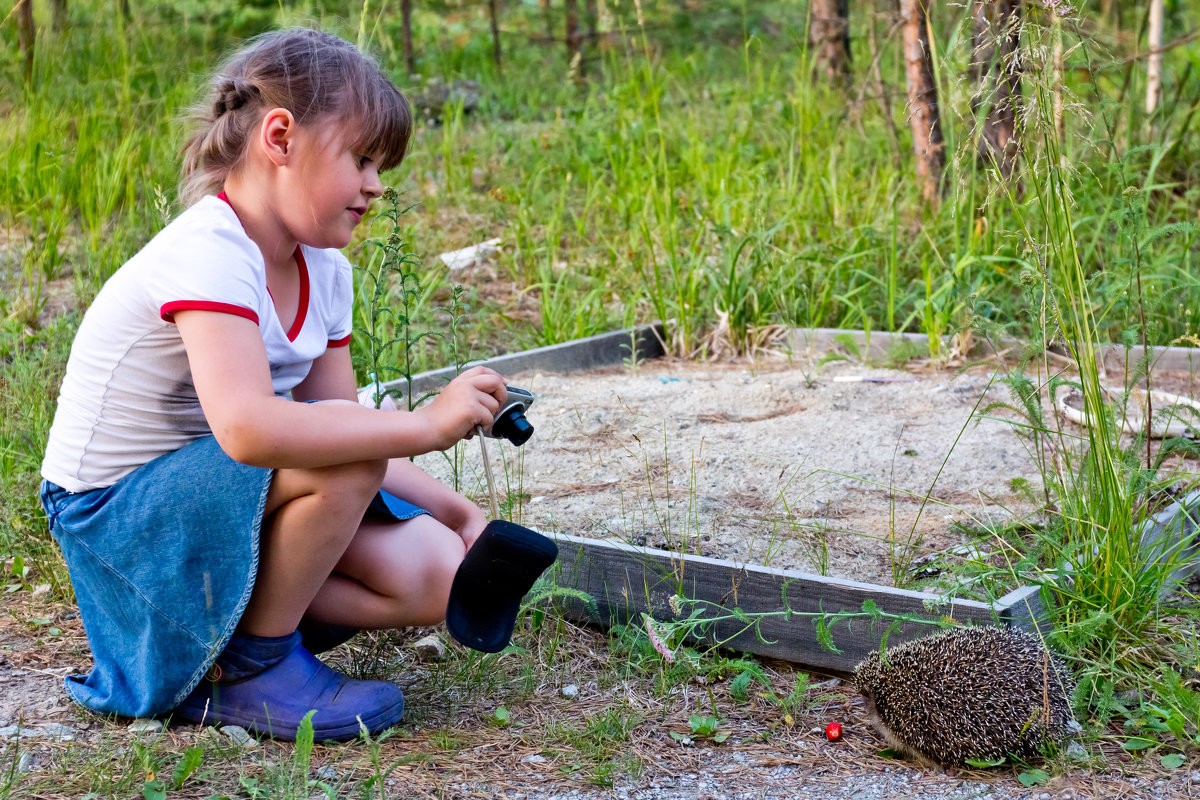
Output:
[
  {"xmin": 377, "ymin": 324, "xmax": 1196, "ymax": 673},
  {"xmin": 549, "ymin": 533, "xmax": 1046, "ymax": 674},
  {"xmin": 786, "ymin": 328, "xmax": 1200, "ymax": 374},
  {"xmin": 377, "ymin": 323, "xmax": 666, "ymax": 401}
]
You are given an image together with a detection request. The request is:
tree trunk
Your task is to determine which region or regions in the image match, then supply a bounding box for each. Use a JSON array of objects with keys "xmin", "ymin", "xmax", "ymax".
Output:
[
  {"xmin": 810, "ymin": 0, "xmax": 851, "ymax": 84},
  {"xmin": 52, "ymin": 0, "xmax": 68, "ymax": 32},
  {"xmin": 401, "ymin": 0, "xmax": 415, "ymax": 76},
  {"xmin": 866, "ymin": 4, "xmax": 903, "ymax": 171},
  {"xmin": 566, "ymin": 0, "xmax": 582, "ymax": 81},
  {"xmin": 540, "ymin": 0, "xmax": 554, "ymax": 43},
  {"xmin": 488, "ymin": 0, "xmax": 503, "ymax": 70},
  {"xmin": 1146, "ymin": 0, "xmax": 1164, "ymax": 115},
  {"xmin": 970, "ymin": 0, "xmax": 1022, "ymax": 178},
  {"xmin": 899, "ymin": 0, "xmax": 945, "ymax": 205},
  {"xmin": 1100, "ymin": 0, "xmax": 1122, "ymax": 30},
  {"xmin": 17, "ymin": 0, "xmax": 35, "ymax": 85}
]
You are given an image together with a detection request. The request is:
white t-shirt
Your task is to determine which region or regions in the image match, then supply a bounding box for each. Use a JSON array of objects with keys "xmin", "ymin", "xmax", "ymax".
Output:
[{"xmin": 42, "ymin": 195, "xmax": 355, "ymax": 492}]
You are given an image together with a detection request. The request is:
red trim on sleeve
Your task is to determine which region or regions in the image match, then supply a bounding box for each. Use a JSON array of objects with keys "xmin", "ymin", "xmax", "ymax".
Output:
[
  {"xmin": 161, "ymin": 301, "xmax": 260, "ymax": 325},
  {"xmin": 327, "ymin": 334, "xmax": 352, "ymax": 348},
  {"xmin": 287, "ymin": 249, "xmax": 310, "ymax": 343}
]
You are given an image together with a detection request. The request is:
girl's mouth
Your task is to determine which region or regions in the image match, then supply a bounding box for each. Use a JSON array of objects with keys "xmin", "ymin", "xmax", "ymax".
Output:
[{"xmin": 348, "ymin": 208, "xmax": 365, "ymax": 223}]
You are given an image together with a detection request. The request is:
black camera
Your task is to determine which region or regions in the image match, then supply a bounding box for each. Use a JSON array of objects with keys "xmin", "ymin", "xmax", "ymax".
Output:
[{"xmin": 485, "ymin": 385, "xmax": 535, "ymax": 446}]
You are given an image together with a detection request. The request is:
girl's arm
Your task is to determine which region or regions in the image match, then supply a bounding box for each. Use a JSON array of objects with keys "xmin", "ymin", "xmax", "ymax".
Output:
[
  {"xmin": 174, "ymin": 310, "xmax": 505, "ymax": 467},
  {"xmin": 383, "ymin": 458, "xmax": 488, "ymax": 547},
  {"xmin": 294, "ymin": 346, "xmax": 490, "ymax": 545},
  {"xmin": 290, "ymin": 343, "xmax": 360, "ymax": 403}
]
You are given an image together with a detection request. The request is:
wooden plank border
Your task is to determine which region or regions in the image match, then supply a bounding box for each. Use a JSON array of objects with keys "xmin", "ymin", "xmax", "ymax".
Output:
[
  {"xmin": 377, "ymin": 323, "xmax": 665, "ymax": 400},
  {"xmin": 547, "ymin": 533, "xmax": 1046, "ymax": 674},
  {"xmin": 374, "ymin": 324, "xmax": 1198, "ymax": 404},
  {"xmin": 355, "ymin": 325, "xmax": 1194, "ymax": 670},
  {"xmin": 786, "ymin": 328, "xmax": 1200, "ymax": 375}
]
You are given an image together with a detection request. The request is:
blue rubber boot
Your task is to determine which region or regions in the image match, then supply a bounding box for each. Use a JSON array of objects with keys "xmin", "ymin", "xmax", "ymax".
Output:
[{"xmin": 171, "ymin": 631, "xmax": 404, "ymax": 741}]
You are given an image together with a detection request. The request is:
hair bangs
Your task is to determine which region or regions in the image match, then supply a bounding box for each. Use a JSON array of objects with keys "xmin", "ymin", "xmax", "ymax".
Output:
[{"xmin": 344, "ymin": 70, "xmax": 412, "ymax": 172}]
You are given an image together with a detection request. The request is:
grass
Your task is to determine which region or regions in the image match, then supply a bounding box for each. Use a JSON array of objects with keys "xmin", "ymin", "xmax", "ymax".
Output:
[{"xmin": 2, "ymin": 0, "xmax": 1200, "ymax": 795}]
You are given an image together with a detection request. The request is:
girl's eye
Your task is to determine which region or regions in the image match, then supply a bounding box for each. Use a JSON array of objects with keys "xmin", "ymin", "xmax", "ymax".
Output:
[{"xmin": 357, "ymin": 155, "xmax": 372, "ymax": 168}]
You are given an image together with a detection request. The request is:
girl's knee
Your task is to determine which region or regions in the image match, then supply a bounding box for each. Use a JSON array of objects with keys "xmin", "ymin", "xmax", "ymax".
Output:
[
  {"xmin": 341, "ymin": 457, "xmax": 388, "ymax": 495},
  {"xmin": 266, "ymin": 458, "xmax": 387, "ymax": 530},
  {"xmin": 403, "ymin": 520, "xmax": 465, "ymax": 625},
  {"xmin": 314, "ymin": 458, "xmax": 387, "ymax": 508}
]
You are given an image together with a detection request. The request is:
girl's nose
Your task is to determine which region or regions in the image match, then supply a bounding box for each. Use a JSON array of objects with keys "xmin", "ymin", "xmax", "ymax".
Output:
[{"xmin": 364, "ymin": 168, "xmax": 384, "ymax": 199}]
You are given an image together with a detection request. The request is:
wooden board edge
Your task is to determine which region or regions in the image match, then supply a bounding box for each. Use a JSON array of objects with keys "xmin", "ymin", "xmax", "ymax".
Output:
[
  {"xmin": 543, "ymin": 533, "xmax": 1027, "ymax": 673},
  {"xmin": 995, "ymin": 584, "xmax": 1051, "ymax": 635},
  {"xmin": 377, "ymin": 323, "xmax": 666, "ymax": 398},
  {"xmin": 366, "ymin": 325, "xmax": 1197, "ymax": 402},
  {"xmin": 785, "ymin": 328, "xmax": 1200, "ymax": 375}
]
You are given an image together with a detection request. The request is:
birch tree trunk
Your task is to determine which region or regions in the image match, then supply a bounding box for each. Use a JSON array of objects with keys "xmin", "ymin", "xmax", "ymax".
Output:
[
  {"xmin": 970, "ymin": 0, "xmax": 1022, "ymax": 177},
  {"xmin": 810, "ymin": 0, "xmax": 851, "ymax": 84},
  {"xmin": 1146, "ymin": 0, "xmax": 1164, "ymax": 116},
  {"xmin": 900, "ymin": 0, "xmax": 945, "ymax": 204}
]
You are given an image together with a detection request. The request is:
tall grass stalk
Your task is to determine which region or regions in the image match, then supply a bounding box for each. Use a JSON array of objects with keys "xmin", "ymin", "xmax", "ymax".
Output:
[{"xmin": 988, "ymin": 16, "xmax": 1200, "ymax": 735}]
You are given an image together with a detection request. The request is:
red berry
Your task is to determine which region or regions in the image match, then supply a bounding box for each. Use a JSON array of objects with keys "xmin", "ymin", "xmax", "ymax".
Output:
[{"xmin": 825, "ymin": 722, "xmax": 842, "ymax": 741}]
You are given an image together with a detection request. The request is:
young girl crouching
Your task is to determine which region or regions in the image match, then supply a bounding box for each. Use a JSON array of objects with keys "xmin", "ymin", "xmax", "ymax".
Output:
[{"xmin": 39, "ymin": 27, "xmax": 506, "ymax": 742}]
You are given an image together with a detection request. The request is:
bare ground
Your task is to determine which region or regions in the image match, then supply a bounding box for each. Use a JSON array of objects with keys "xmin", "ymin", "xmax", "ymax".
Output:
[
  {"xmin": 1, "ymin": 608, "xmax": 1197, "ymax": 799},
  {"xmin": 420, "ymin": 353, "xmax": 1199, "ymax": 587},
  {"xmin": 3, "ymin": 354, "xmax": 1199, "ymax": 797}
]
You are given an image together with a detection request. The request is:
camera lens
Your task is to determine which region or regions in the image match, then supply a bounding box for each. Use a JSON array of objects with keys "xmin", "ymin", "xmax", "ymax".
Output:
[{"xmin": 492, "ymin": 406, "xmax": 534, "ymax": 446}]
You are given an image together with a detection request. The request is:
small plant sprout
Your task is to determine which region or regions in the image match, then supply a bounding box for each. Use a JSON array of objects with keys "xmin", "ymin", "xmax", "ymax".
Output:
[
  {"xmin": 687, "ymin": 714, "xmax": 727, "ymax": 742},
  {"xmin": 668, "ymin": 714, "xmax": 730, "ymax": 745}
]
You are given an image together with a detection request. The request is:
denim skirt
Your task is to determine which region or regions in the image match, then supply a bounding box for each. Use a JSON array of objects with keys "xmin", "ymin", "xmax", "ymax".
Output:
[{"xmin": 41, "ymin": 435, "xmax": 426, "ymax": 719}]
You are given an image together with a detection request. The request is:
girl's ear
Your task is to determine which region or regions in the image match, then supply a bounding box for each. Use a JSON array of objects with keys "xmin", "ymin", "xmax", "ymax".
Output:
[{"xmin": 259, "ymin": 108, "xmax": 296, "ymax": 167}]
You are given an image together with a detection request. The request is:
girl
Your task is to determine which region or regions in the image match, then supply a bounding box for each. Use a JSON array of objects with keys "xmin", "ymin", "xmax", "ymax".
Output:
[{"xmin": 39, "ymin": 27, "xmax": 507, "ymax": 742}]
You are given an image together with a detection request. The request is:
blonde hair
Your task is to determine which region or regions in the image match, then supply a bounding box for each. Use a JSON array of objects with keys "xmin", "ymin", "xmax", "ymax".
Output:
[{"xmin": 180, "ymin": 28, "xmax": 411, "ymax": 206}]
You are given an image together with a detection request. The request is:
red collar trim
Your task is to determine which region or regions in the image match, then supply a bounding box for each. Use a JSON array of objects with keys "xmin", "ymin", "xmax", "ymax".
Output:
[
  {"xmin": 288, "ymin": 249, "xmax": 310, "ymax": 342},
  {"xmin": 216, "ymin": 191, "xmax": 309, "ymax": 342}
]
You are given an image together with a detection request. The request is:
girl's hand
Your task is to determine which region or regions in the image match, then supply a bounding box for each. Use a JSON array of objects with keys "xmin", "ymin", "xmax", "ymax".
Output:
[
  {"xmin": 442, "ymin": 498, "xmax": 488, "ymax": 550},
  {"xmin": 417, "ymin": 366, "xmax": 507, "ymax": 451},
  {"xmin": 380, "ymin": 459, "xmax": 488, "ymax": 548}
]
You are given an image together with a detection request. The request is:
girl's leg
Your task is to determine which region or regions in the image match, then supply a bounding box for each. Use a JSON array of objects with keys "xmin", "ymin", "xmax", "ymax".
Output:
[
  {"xmin": 175, "ymin": 457, "xmax": 408, "ymax": 741},
  {"xmin": 237, "ymin": 458, "xmax": 387, "ymax": 637},
  {"xmin": 303, "ymin": 515, "xmax": 467, "ymax": 629}
]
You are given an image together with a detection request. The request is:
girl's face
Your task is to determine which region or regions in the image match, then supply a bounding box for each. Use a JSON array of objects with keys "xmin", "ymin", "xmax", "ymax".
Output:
[{"xmin": 281, "ymin": 119, "xmax": 384, "ymax": 249}]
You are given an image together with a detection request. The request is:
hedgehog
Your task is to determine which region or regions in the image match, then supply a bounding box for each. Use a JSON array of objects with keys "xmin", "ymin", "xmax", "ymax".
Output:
[{"xmin": 853, "ymin": 626, "xmax": 1076, "ymax": 767}]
